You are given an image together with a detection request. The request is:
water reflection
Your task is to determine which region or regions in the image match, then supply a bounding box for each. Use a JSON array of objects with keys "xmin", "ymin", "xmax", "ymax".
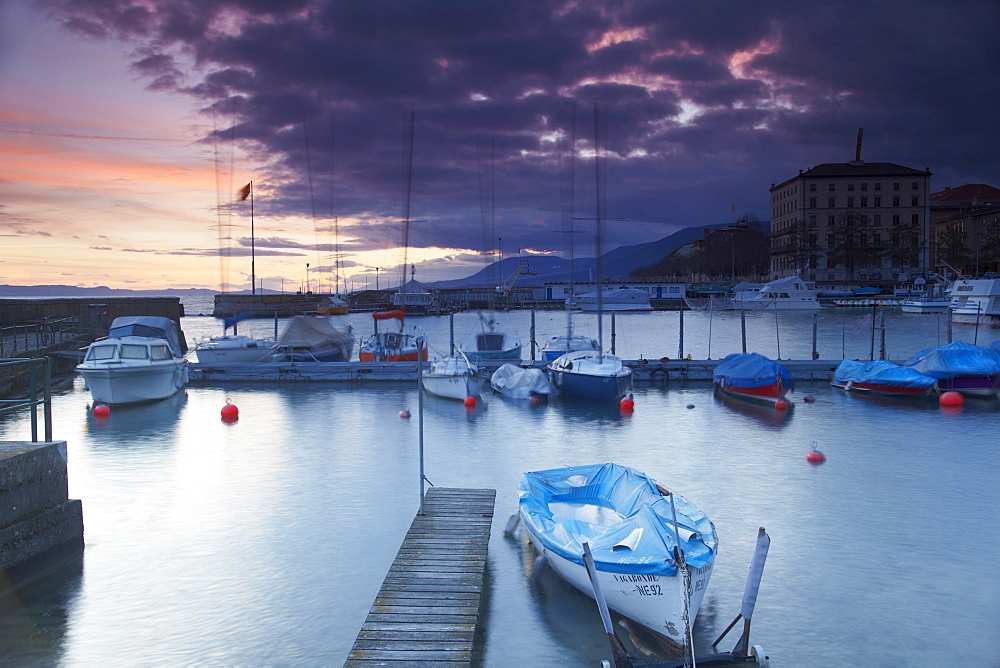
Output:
[
  {"xmin": 712, "ymin": 390, "xmax": 793, "ymax": 430},
  {"xmin": 84, "ymin": 389, "xmax": 189, "ymax": 441}
]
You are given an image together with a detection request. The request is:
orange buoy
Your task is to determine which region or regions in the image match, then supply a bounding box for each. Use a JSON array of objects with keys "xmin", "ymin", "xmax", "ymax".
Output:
[
  {"xmin": 398, "ymin": 409, "xmax": 411, "ymax": 418},
  {"xmin": 775, "ymin": 399, "xmax": 789, "ymax": 410},
  {"xmin": 93, "ymin": 403, "xmax": 110, "ymax": 417},
  {"xmin": 620, "ymin": 394, "xmax": 635, "ymax": 410},
  {"xmin": 939, "ymin": 391, "xmax": 964, "ymax": 406},
  {"xmin": 464, "ymin": 396, "xmax": 477, "ymax": 407},
  {"xmin": 220, "ymin": 401, "xmax": 239, "ymax": 420}
]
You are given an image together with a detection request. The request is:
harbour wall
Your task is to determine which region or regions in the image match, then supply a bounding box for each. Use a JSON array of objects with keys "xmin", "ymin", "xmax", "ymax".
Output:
[
  {"xmin": 0, "ymin": 297, "xmax": 184, "ymax": 328},
  {"xmin": 0, "ymin": 441, "xmax": 84, "ymax": 589}
]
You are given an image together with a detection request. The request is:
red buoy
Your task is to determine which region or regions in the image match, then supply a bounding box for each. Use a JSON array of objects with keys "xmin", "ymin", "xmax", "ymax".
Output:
[
  {"xmin": 939, "ymin": 391, "xmax": 964, "ymax": 406},
  {"xmin": 775, "ymin": 399, "xmax": 789, "ymax": 410},
  {"xmin": 806, "ymin": 449, "xmax": 826, "ymax": 464},
  {"xmin": 398, "ymin": 409, "xmax": 411, "ymax": 418},
  {"xmin": 464, "ymin": 396, "xmax": 477, "ymax": 407},
  {"xmin": 803, "ymin": 394, "xmax": 816, "ymax": 403},
  {"xmin": 220, "ymin": 401, "xmax": 239, "ymax": 420},
  {"xmin": 619, "ymin": 394, "xmax": 635, "ymax": 410},
  {"xmin": 93, "ymin": 404, "xmax": 110, "ymax": 417}
]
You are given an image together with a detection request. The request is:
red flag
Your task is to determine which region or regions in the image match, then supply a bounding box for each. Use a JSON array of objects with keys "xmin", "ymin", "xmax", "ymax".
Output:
[
  {"xmin": 731, "ymin": 203, "xmax": 736, "ymax": 213},
  {"xmin": 238, "ymin": 182, "xmax": 252, "ymax": 201}
]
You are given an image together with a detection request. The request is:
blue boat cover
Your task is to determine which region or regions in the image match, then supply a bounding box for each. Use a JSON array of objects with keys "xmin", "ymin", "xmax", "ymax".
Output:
[
  {"xmin": 518, "ymin": 463, "xmax": 716, "ymax": 575},
  {"xmin": 713, "ymin": 352, "xmax": 794, "ymax": 391},
  {"xmin": 903, "ymin": 341, "xmax": 1000, "ymax": 379},
  {"xmin": 833, "ymin": 360, "xmax": 937, "ymax": 389}
]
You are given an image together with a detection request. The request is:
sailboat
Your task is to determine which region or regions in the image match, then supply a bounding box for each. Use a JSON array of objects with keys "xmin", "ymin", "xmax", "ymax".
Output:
[
  {"xmin": 547, "ymin": 105, "xmax": 632, "ymax": 402},
  {"xmin": 422, "ymin": 349, "xmax": 487, "ymax": 401},
  {"xmin": 460, "ymin": 140, "xmax": 522, "ymax": 362},
  {"xmin": 359, "ymin": 112, "xmax": 430, "ymax": 363}
]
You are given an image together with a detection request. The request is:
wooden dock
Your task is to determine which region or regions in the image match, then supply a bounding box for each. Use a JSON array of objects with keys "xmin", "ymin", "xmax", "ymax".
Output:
[{"xmin": 346, "ymin": 487, "xmax": 496, "ymax": 666}]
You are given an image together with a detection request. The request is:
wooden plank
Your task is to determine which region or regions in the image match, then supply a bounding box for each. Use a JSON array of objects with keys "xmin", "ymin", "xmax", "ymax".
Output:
[{"xmin": 347, "ymin": 488, "xmax": 495, "ymax": 667}]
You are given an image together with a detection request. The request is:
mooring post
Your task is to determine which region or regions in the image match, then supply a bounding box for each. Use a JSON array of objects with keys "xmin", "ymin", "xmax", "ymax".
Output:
[
  {"xmin": 678, "ymin": 308, "xmax": 684, "ymax": 359},
  {"xmin": 530, "ymin": 310, "xmax": 536, "ymax": 360},
  {"xmin": 611, "ymin": 312, "xmax": 616, "ymax": 355},
  {"xmin": 741, "ymin": 309, "xmax": 747, "ymax": 353},
  {"xmin": 449, "ymin": 312, "xmax": 455, "ymax": 354},
  {"xmin": 811, "ymin": 311, "xmax": 819, "ymax": 360}
]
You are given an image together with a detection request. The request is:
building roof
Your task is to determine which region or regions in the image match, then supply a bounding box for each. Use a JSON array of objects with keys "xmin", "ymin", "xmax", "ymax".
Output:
[
  {"xmin": 772, "ymin": 161, "xmax": 929, "ymax": 190},
  {"xmin": 930, "ymin": 183, "xmax": 1000, "ymax": 207}
]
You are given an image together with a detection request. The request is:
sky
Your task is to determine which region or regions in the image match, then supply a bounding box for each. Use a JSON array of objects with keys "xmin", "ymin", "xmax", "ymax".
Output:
[{"xmin": 1, "ymin": 0, "xmax": 998, "ymax": 292}]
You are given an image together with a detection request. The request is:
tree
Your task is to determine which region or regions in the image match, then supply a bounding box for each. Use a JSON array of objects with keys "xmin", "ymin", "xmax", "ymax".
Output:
[
  {"xmin": 885, "ymin": 219, "xmax": 922, "ymax": 275},
  {"xmin": 782, "ymin": 219, "xmax": 819, "ymax": 273},
  {"xmin": 977, "ymin": 215, "xmax": 1000, "ymax": 272},
  {"xmin": 936, "ymin": 223, "xmax": 971, "ymax": 272},
  {"xmin": 826, "ymin": 212, "xmax": 881, "ymax": 279}
]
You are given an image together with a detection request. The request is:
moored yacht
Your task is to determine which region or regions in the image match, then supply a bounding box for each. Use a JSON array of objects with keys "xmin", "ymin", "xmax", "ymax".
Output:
[
  {"xmin": 948, "ymin": 277, "xmax": 1000, "ymax": 326},
  {"xmin": 77, "ymin": 316, "xmax": 189, "ymax": 405}
]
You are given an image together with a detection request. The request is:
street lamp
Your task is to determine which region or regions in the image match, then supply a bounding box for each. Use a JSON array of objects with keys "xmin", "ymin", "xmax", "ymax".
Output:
[{"xmin": 375, "ymin": 267, "xmax": 380, "ymax": 291}]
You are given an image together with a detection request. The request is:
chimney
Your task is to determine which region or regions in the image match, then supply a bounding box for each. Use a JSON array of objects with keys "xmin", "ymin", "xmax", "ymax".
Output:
[{"xmin": 854, "ymin": 127, "xmax": 864, "ymax": 163}]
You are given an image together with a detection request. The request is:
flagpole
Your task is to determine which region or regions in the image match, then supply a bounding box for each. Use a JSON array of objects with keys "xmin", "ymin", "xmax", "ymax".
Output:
[{"xmin": 250, "ymin": 180, "xmax": 256, "ymax": 295}]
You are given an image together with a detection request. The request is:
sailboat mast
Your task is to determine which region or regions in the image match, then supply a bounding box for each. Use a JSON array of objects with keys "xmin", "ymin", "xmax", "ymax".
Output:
[
  {"xmin": 567, "ymin": 104, "xmax": 576, "ymax": 341},
  {"xmin": 401, "ymin": 111, "xmax": 415, "ymax": 292},
  {"xmin": 593, "ymin": 104, "xmax": 604, "ymax": 362},
  {"xmin": 250, "ymin": 180, "xmax": 256, "ymax": 296}
]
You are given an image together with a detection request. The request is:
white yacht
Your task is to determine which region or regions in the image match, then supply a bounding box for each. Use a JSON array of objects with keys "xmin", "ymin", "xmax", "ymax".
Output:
[
  {"xmin": 732, "ymin": 275, "xmax": 822, "ymax": 310},
  {"xmin": 948, "ymin": 278, "xmax": 1000, "ymax": 326},
  {"xmin": 77, "ymin": 316, "xmax": 188, "ymax": 405}
]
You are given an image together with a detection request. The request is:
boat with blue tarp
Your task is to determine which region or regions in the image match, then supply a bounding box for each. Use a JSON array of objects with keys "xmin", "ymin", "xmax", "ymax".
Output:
[
  {"xmin": 713, "ymin": 353, "xmax": 793, "ymax": 405},
  {"xmin": 903, "ymin": 341, "xmax": 1000, "ymax": 397},
  {"xmin": 831, "ymin": 359, "xmax": 938, "ymax": 396},
  {"xmin": 518, "ymin": 463, "xmax": 717, "ymax": 652}
]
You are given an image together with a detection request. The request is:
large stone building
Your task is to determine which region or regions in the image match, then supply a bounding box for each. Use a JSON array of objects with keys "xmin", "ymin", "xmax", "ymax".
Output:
[
  {"xmin": 929, "ymin": 183, "xmax": 1000, "ymax": 276},
  {"xmin": 769, "ymin": 157, "xmax": 932, "ymax": 284}
]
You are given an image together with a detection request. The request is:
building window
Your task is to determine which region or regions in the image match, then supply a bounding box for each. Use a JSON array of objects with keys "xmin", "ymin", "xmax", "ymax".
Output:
[
  {"xmin": 861, "ymin": 197, "xmax": 868, "ymax": 207},
  {"xmin": 874, "ymin": 197, "xmax": 881, "ymax": 207},
  {"xmin": 826, "ymin": 234, "xmax": 836, "ymax": 247},
  {"xmin": 912, "ymin": 181, "xmax": 919, "ymax": 190},
  {"xmin": 893, "ymin": 182, "xmax": 900, "ymax": 190},
  {"xmin": 874, "ymin": 182, "xmax": 881, "ymax": 191},
  {"xmin": 809, "ymin": 197, "xmax": 817, "ymax": 208},
  {"xmin": 861, "ymin": 183, "xmax": 868, "ymax": 191},
  {"xmin": 828, "ymin": 214, "xmax": 835, "ymax": 225},
  {"xmin": 860, "ymin": 214, "xmax": 869, "ymax": 224},
  {"xmin": 809, "ymin": 214, "xmax": 817, "ymax": 226},
  {"xmin": 873, "ymin": 233, "xmax": 881, "ymax": 244},
  {"xmin": 828, "ymin": 183, "xmax": 835, "ymax": 192},
  {"xmin": 847, "ymin": 183, "xmax": 855, "ymax": 191},
  {"xmin": 893, "ymin": 196, "xmax": 900, "ymax": 207},
  {"xmin": 874, "ymin": 214, "xmax": 882, "ymax": 226},
  {"xmin": 912, "ymin": 214, "xmax": 920, "ymax": 224},
  {"xmin": 847, "ymin": 196, "xmax": 855, "ymax": 207},
  {"xmin": 892, "ymin": 214, "xmax": 900, "ymax": 225},
  {"xmin": 911, "ymin": 196, "xmax": 919, "ymax": 206},
  {"xmin": 809, "ymin": 183, "xmax": 816, "ymax": 192},
  {"xmin": 828, "ymin": 197, "xmax": 836, "ymax": 207}
]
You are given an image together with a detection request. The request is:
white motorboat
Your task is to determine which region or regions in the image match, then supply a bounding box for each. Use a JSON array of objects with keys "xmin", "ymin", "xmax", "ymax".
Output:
[
  {"xmin": 900, "ymin": 296, "xmax": 951, "ymax": 314},
  {"xmin": 490, "ymin": 363, "xmax": 554, "ymax": 400},
  {"xmin": 421, "ymin": 353, "xmax": 486, "ymax": 401},
  {"xmin": 77, "ymin": 316, "xmax": 188, "ymax": 405},
  {"xmin": 518, "ymin": 463, "xmax": 718, "ymax": 652},
  {"xmin": 948, "ymin": 278, "xmax": 1000, "ymax": 326},
  {"xmin": 573, "ymin": 287, "xmax": 652, "ymax": 312},
  {"xmin": 547, "ymin": 349, "xmax": 632, "ymax": 402},
  {"xmin": 194, "ymin": 334, "xmax": 275, "ymax": 363},
  {"xmin": 732, "ymin": 275, "xmax": 821, "ymax": 310}
]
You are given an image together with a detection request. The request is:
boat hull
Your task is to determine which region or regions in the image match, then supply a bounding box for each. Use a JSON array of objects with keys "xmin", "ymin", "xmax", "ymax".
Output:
[
  {"xmin": 522, "ymin": 521, "xmax": 711, "ymax": 649},
  {"xmin": 78, "ymin": 361, "xmax": 188, "ymax": 405},
  {"xmin": 715, "ymin": 381, "xmax": 787, "ymax": 405},
  {"xmin": 938, "ymin": 374, "xmax": 1000, "ymax": 396},
  {"xmin": 194, "ymin": 336, "xmax": 275, "ymax": 364},
  {"xmin": 462, "ymin": 345, "xmax": 522, "ymax": 362},
  {"xmin": 422, "ymin": 373, "xmax": 486, "ymax": 400},
  {"xmin": 831, "ymin": 380, "xmax": 933, "ymax": 396}
]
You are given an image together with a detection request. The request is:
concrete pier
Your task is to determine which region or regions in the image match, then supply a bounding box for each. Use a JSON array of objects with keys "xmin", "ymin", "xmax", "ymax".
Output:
[
  {"xmin": 0, "ymin": 441, "xmax": 84, "ymax": 588},
  {"xmin": 189, "ymin": 358, "xmax": 844, "ymax": 383}
]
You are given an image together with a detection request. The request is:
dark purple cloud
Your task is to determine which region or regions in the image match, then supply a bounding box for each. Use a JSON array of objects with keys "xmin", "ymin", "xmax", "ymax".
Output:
[{"xmin": 41, "ymin": 0, "xmax": 1000, "ymax": 279}]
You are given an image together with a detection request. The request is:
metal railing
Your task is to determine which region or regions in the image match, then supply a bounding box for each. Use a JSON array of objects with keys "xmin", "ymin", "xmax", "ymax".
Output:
[
  {"xmin": 0, "ymin": 316, "xmax": 87, "ymax": 357},
  {"xmin": 0, "ymin": 357, "xmax": 53, "ymax": 441}
]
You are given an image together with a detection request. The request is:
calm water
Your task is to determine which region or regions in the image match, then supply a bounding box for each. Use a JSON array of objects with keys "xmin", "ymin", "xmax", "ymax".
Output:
[{"xmin": 1, "ymin": 304, "xmax": 998, "ymax": 666}]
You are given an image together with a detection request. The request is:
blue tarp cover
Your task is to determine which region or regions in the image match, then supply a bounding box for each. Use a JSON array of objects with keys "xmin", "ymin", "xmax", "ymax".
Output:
[
  {"xmin": 903, "ymin": 341, "xmax": 1000, "ymax": 379},
  {"xmin": 834, "ymin": 360, "xmax": 937, "ymax": 388},
  {"xmin": 713, "ymin": 352, "xmax": 794, "ymax": 391},
  {"xmin": 518, "ymin": 463, "xmax": 716, "ymax": 575}
]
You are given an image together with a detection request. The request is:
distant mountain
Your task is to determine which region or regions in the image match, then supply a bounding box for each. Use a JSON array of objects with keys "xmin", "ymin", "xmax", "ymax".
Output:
[
  {"xmin": 0, "ymin": 285, "xmax": 256, "ymax": 298},
  {"xmin": 432, "ymin": 222, "xmax": 736, "ymax": 288}
]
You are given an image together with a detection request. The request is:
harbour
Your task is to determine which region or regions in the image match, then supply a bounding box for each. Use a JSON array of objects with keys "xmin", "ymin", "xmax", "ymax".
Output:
[{"xmin": 0, "ymin": 300, "xmax": 998, "ymax": 665}]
